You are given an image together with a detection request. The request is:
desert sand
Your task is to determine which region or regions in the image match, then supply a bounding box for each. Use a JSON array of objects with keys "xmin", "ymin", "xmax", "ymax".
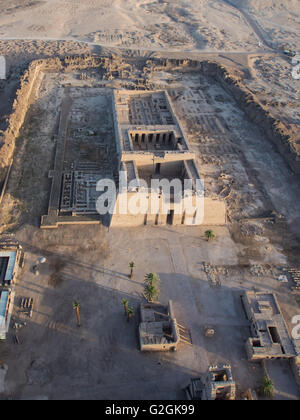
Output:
[
  {"xmin": 0, "ymin": 1, "xmax": 298, "ymax": 164},
  {"xmin": 0, "ymin": 0, "xmax": 300, "ymax": 402},
  {"xmin": 0, "ymin": 0, "xmax": 299, "ymax": 52}
]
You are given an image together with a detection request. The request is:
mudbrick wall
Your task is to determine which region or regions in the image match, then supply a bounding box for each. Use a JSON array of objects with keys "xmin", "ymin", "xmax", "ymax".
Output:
[
  {"xmin": 0, "ymin": 61, "xmax": 42, "ymax": 185},
  {"xmin": 0, "ymin": 55, "xmax": 109, "ymax": 189}
]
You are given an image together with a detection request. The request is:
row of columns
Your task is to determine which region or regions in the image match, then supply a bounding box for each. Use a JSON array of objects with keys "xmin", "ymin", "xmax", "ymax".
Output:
[{"xmin": 131, "ymin": 132, "xmax": 175, "ymax": 149}]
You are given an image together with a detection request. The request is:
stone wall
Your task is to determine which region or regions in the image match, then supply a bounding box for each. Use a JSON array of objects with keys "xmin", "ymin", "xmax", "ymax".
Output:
[
  {"xmin": 110, "ymin": 192, "xmax": 226, "ymax": 227},
  {"xmin": 0, "ymin": 61, "xmax": 42, "ymax": 186}
]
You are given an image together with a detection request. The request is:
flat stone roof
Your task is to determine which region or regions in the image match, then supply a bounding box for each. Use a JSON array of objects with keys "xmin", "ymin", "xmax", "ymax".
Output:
[{"xmin": 243, "ymin": 291, "xmax": 297, "ymax": 359}]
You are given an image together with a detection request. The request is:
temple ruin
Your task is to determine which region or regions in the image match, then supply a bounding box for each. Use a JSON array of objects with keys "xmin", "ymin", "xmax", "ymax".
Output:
[
  {"xmin": 242, "ymin": 291, "xmax": 297, "ymax": 361},
  {"xmin": 41, "ymin": 87, "xmax": 119, "ymax": 228},
  {"xmin": 185, "ymin": 364, "xmax": 236, "ymax": 400},
  {"xmin": 111, "ymin": 89, "xmax": 226, "ymax": 227},
  {"xmin": 41, "ymin": 87, "xmax": 226, "ymax": 228}
]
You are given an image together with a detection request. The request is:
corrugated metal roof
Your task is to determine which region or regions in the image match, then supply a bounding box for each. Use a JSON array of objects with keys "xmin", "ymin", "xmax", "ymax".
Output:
[{"xmin": 0, "ymin": 290, "xmax": 9, "ymax": 328}]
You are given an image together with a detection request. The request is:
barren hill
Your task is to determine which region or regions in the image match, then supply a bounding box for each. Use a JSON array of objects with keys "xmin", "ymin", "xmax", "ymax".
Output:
[{"xmin": 0, "ymin": 0, "xmax": 299, "ymax": 51}]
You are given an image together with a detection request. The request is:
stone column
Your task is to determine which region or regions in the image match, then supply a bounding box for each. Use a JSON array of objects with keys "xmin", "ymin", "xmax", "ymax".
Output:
[{"xmin": 159, "ymin": 133, "xmax": 164, "ymax": 145}]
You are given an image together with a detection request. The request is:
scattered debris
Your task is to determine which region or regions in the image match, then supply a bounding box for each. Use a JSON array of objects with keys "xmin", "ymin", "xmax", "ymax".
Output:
[
  {"xmin": 203, "ymin": 263, "xmax": 224, "ymax": 287},
  {"xmin": 204, "ymin": 326, "xmax": 215, "ymax": 338},
  {"xmin": 288, "ymin": 268, "xmax": 300, "ymax": 291},
  {"xmin": 19, "ymin": 297, "xmax": 34, "ymax": 318},
  {"xmin": 12, "ymin": 320, "xmax": 26, "ymax": 345},
  {"xmin": 278, "ymin": 275, "xmax": 288, "ymax": 283}
]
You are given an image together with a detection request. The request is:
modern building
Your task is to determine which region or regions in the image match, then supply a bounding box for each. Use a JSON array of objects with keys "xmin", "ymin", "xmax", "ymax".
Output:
[
  {"xmin": 0, "ymin": 245, "xmax": 21, "ymax": 286},
  {"xmin": 0, "ymin": 289, "xmax": 14, "ymax": 340},
  {"xmin": 0, "ymin": 243, "xmax": 22, "ymax": 340}
]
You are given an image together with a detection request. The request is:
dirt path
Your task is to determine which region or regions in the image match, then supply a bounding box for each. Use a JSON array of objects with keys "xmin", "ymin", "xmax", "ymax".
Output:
[
  {"xmin": 0, "ymin": 36, "xmax": 277, "ymax": 55},
  {"xmin": 221, "ymin": 0, "xmax": 275, "ymax": 51}
]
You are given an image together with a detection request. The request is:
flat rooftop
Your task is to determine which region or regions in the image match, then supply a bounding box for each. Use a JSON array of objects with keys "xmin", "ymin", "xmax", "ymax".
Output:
[
  {"xmin": 243, "ymin": 291, "xmax": 297, "ymax": 359},
  {"xmin": 139, "ymin": 301, "xmax": 180, "ymax": 352}
]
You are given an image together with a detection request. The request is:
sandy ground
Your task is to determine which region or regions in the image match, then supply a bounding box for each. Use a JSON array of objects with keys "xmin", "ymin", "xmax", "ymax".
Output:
[
  {"xmin": 246, "ymin": 54, "xmax": 300, "ymax": 128},
  {"xmin": 0, "ymin": 0, "xmax": 299, "ymax": 402},
  {"xmin": 0, "ymin": 0, "xmax": 299, "ymax": 52},
  {"xmin": 0, "ymin": 67, "xmax": 300, "ymax": 399},
  {"xmin": 0, "ymin": 364, "xmax": 8, "ymax": 394},
  {"xmin": 0, "ymin": 1, "xmax": 299, "ymax": 143},
  {"xmin": 0, "ymin": 221, "xmax": 299, "ymax": 400},
  {"xmin": 0, "ymin": 0, "xmax": 299, "ymax": 139},
  {"xmin": 235, "ymin": 0, "xmax": 300, "ymax": 50}
]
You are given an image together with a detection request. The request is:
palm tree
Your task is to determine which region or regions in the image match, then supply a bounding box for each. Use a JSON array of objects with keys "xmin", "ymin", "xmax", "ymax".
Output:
[
  {"xmin": 259, "ymin": 376, "xmax": 274, "ymax": 398},
  {"xmin": 144, "ymin": 283, "xmax": 160, "ymax": 302},
  {"xmin": 144, "ymin": 273, "xmax": 160, "ymax": 287},
  {"xmin": 144, "ymin": 273, "xmax": 160, "ymax": 302},
  {"xmin": 127, "ymin": 306, "xmax": 135, "ymax": 322},
  {"xmin": 205, "ymin": 229, "xmax": 216, "ymax": 241},
  {"xmin": 121, "ymin": 298, "xmax": 129, "ymax": 316},
  {"xmin": 129, "ymin": 262, "xmax": 135, "ymax": 279},
  {"xmin": 73, "ymin": 300, "xmax": 81, "ymax": 327}
]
